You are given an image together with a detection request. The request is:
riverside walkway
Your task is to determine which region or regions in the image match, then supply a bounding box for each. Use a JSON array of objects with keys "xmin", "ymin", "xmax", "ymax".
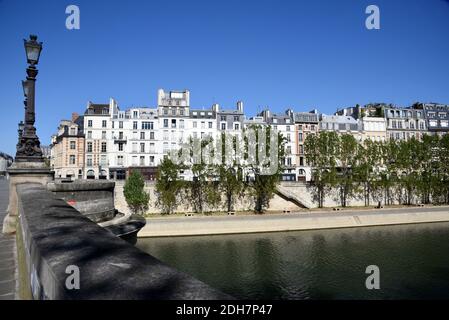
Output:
[
  {"xmin": 139, "ymin": 205, "xmax": 449, "ymax": 237},
  {"xmin": 0, "ymin": 178, "xmax": 15, "ymax": 300}
]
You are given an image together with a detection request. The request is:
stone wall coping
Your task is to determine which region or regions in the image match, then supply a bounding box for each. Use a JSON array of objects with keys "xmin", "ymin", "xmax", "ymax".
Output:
[
  {"xmin": 17, "ymin": 183, "xmax": 230, "ymax": 300},
  {"xmin": 47, "ymin": 181, "xmax": 115, "ymax": 192}
]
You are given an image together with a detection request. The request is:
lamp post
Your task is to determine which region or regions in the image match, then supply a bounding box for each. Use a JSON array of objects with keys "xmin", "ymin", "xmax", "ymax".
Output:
[{"xmin": 16, "ymin": 35, "xmax": 44, "ymax": 162}]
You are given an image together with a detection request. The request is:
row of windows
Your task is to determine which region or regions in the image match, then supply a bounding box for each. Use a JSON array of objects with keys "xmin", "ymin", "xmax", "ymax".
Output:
[{"xmin": 390, "ymin": 120, "xmax": 426, "ymax": 130}]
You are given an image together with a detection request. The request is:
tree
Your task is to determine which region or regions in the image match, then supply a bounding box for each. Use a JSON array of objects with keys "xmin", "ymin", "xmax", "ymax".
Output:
[
  {"xmin": 218, "ymin": 165, "xmax": 244, "ymax": 212},
  {"xmin": 304, "ymin": 131, "xmax": 339, "ymax": 208},
  {"xmin": 245, "ymin": 125, "xmax": 285, "ymax": 213},
  {"xmin": 335, "ymin": 134, "xmax": 359, "ymax": 207},
  {"xmin": 154, "ymin": 157, "xmax": 184, "ymax": 214},
  {"xmin": 123, "ymin": 170, "xmax": 150, "ymax": 214}
]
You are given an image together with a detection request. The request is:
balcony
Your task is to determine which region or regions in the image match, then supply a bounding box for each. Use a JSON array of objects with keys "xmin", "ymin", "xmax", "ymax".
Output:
[{"xmin": 113, "ymin": 135, "xmax": 127, "ymax": 143}]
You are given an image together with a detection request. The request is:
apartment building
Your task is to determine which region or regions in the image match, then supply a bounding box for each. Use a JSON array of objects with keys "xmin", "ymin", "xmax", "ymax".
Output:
[
  {"xmin": 384, "ymin": 105, "xmax": 427, "ymax": 141},
  {"xmin": 50, "ymin": 113, "xmax": 85, "ymax": 180},
  {"xmin": 259, "ymin": 109, "xmax": 296, "ymax": 181},
  {"xmin": 293, "ymin": 110, "xmax": 319, "ymax": 181},
  {"xmin": 319, "ymin": 114, "xmax": 363, "ymax": 141},
  {"xmin": 422, "ymin": 103, "xmax": 449, "ymax": 137}
]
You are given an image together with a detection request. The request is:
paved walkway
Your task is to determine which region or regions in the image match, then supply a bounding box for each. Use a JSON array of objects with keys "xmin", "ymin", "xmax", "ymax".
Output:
[
  {"xmin": 0, "ymin": 178, "xmax": 16, "ymax": 300},
  {"xmin": 139, "ymin": 205, "xmax": 449, "ymax": 237}
]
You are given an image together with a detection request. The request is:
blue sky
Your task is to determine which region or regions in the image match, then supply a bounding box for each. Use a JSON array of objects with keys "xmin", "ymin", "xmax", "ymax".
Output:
[{"xmin": 1, "ymin": 0, "xmax": 449, "ymax": 155}]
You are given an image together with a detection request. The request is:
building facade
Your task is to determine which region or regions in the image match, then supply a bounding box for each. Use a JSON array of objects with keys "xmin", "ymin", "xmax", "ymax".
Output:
[
  {"xmin": 50, "ymin": 113, "xmax": 85, "ymax": 180},
  {"xmin": 384, "ymin": 106, "xmax": 427, "ymax": 141},
  {"xmin": 293, "ymin": 110, "xmax": 319, "ymax": 181},
  {"xmin": 422, "ymin": 103, "xmax": 449, "ymax": 137}
]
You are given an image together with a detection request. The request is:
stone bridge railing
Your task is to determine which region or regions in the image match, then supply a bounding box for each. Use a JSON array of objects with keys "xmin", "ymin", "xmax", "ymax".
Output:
[{"xmin": 16, "ymin": 183, "xmax": 230, "ymax": 300}]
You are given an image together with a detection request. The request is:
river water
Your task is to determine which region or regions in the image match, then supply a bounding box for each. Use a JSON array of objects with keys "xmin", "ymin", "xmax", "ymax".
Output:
[{"xmin": 137, "ymin": 222, "xmax": 449, "ymax": 299}]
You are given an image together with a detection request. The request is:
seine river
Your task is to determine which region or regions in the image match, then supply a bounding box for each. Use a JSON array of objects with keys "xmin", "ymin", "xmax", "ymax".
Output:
[{"xmin": 137, "ymin": 222, "xmax": 449, "ymax": 299}]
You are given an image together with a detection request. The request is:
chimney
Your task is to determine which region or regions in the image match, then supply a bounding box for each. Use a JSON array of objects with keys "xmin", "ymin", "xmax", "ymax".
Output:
[
  {"xmin": 212, "ymin": 103, "xmax": 220, "ymax": 112},
  {"xmin": 71, "ymin": 112, "xmax": 79, "ymax": 122},
  {"xmin": 236, "ymin": 101, "xmax": 243, "ymax": 113}
]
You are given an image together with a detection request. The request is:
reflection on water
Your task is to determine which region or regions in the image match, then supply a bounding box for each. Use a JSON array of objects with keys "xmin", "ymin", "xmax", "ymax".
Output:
[{"xmin": 137, "ymin": 222, "xmax": 449, "ymax": 299}]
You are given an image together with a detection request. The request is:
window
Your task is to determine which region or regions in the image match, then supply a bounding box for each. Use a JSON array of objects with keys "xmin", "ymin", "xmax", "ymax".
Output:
[
  {"xmin": 298, "ymin": 133, "xmax": 303, "ymax": 142},
  {"xmin": 118, "ymin": 142, "xmax": 124, "ymax": 151},
  {"xmin": 298, "ymin": 125, "xmax": 303, "ymax": 131},
  {"xmin": 311, "ymin": 125, "xmax": 315, "ymax": 131},
  {"xmin": 133, "ymin": 111, "xmax": 138, "ymax": 118},
  {"xmin": 163, "ymin": 119, "xmax": 169, "ymax": 128},
  {"xmin": 171, "ymin": 119, "xmax": 176, "ymax": 128},
  {"xmin": 112, "ymin": 121, "xmax": 115, "ymax": 129},
  {"xmin": 87, "ymin": 142, "xmax": 92, "ymax": 152},
  {"xmin": 180, "ymin": 120, "xmax": 184, "ymax": 129},
  {"xmin": 87, "ymin": 131, "xmax": 92, "ymax": 139},
  {"xmin": 117, "ymin": 155, "xmax": 123, "ymax": 166},
  {"xmin": 234, "ymin": 123, "xmax": 240, "ymax": 130},
  {"xmin": 180, "ymin": 110, "xmax": 184, "ymax": 116},
  {"xmin": 140, "ymin": 143, "xmax": 145, "ymax": 153},
  {"xmin": 429, "ymin": 120, "xmax": 438, "ymax": 127},
  {"xmin": 419, "ymin": 122, "xmax": 425, "ymax": 130},
  {"xmin": 102, "ymin": 120, "xmax": 107, "ymax": 128},
  {"xmin": 150, "ymin": 132, "xmax": 155, "ymax": 140},
  {"xmin": 299, "ymin": 157, "xmax": 304, "ymax": 166},
  {"xmin": 118, "ymin": 131, "xmax": 124, "ymax": 139},
  {"xmin": 221, "ymin": 123, "xmax": 226, "ymax": 130},
  {"xmin": 163, "ymin": 142, "xmax": 169, "ymax": 153},
  {"xmin": 171, "ymin": 109, "xmax": 176, "ymax": 115},
  {"xmin": 119, "ymin": 121, "xmax": 123, "ymax": 128},
  {"xmin": 101, "ymin": 142, "xmax": 107, "ymax": 153},
  {"xmin": 164, "ymin": 109, "xmax": 168, "ymax": 115},
  {"xmin": 70, "ymin": 128, "xmax": 76, "ymax": 135},
  {"xmin": 193, "ymin": 121, "xmax": 197, "ymax": 128},
  {"xmin": 234, "ymin": 116, "xmax": 239, "ymax": 122},
  {"xmin": 133, "ymin": 121, "xmax": 138, "ymax": 129},
  {"xmin": 132, "ymin": 142, "xmax": 137, "ymax": 152},
  {"xmin": 149, "ymin": 143, "xmax": 155, "ymax": 153},
  {"xmin": 69, "ymin": 155, "xmax": 76, "ymax": 165},
  {"xmin": 86, "ymin": 155, "xmax": 93, "ymax": 167},
  {"xmin": 208, "ymin": 122, "xmax": 212, "ymax": 129},
  {"xmin": 441, "ymin": 121, "xmax": 448, "ymax": 127},
  {"xmin": 299, "ymin": 145, "xmax": 304, "ymax": 154},
  {"xmin": 150, "ymin": 156, "xmax": 154, "ymax": 164},
  {"xmin": 100, "ymin": 155, "xmax": 107, "ymax": 166},
  {"xmin": 286, "ymin": 126, "xmax": 290, "ymax": 131},
  {"xmin": 140, "ymin": 156, "xmax": 145, "ymax": 166},
  {"xmin": 142, "ymin": 122, "xmax": 153, "ymax": 130},
  {"xmin": 70, "ymin": 141, "xmax": 76, "ymax": 149},
  {"xmin": 102, "ymin": 131, "xmax": 106, "ymax": 139},
  {"xmin": 131, "ymin": 156, "xmax": 136, "ymax": 166},
  {"xmin": 88, "ymin": 120, "xmax": 92, "ymax": 127},
  {"xmin": 392, "ymin": 121, "xmax": 397, "ymax": 129},
  {"xmin": 163, "ymin": 131, "xmax": 169, "ymax": 140},
  {"xmin": 201, "ymin": 121, "xmax": 205, "ymax": 129},
  {"xmin": 140, "ymin": 132, "xmax": 145, "ymax": 140},
  {"xmin": 221, "ymin": 116, "xmax": 226, "ymax": 121}
]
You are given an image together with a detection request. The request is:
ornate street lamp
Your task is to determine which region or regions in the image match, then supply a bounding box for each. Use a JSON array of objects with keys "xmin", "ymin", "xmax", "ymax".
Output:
[
  {"xmin": 24, "ymin": 35, "xmax": 42, "ymax": 66},
  {"xmin": 15, "ymin": 35, "xmax": 44, "ymax": 162}
]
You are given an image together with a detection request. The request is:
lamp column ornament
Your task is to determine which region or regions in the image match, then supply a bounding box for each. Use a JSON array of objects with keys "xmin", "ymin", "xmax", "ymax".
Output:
[{"xmin": 15, "ymin": 34, "xmax": 44, "ymax": 162}]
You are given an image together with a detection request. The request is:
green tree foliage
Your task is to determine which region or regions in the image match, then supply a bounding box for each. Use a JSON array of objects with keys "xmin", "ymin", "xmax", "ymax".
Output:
[
  {"xmin": 304, "ymin": 131, "xmax": 339, "ymax": 207},
  {"xmin": 123, "ymin": 170, "xmax": 150, "ymax": 214},
  {"xmin": 306, "ymin": 132, "xmax": 449, "ymax": 207},
  {"xmin": 154, "ymin": 157, "xmax": 184, "ymax": 214},
  {"xmin": 244, "ymin": 125, "xmax": 286, "ymax": 213}
]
